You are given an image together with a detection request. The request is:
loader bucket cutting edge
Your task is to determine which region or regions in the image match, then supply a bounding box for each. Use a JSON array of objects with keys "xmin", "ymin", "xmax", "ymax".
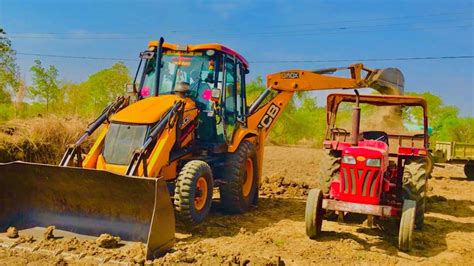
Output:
[{"xmin": 0, "ymin": 161, "xmax": 175, "ymax": 259}]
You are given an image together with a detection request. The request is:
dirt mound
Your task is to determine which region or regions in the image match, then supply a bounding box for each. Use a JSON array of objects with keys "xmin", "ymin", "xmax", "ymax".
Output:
[
  {"xmin": 6, "ymin": 227, "xmax": 18, "ymax": 238},
  {"xmin": 0, "ymin": 116, "xmax": 93, "ymax": 164},
  {"xmin": 43, "ymin": 226, "xmax": 55, "ymax": 240},
  {"xmin": 260, "ymin": 176, "xmax": 310, "ymax": 198},
  {"xmin": 95, "ymin": 234, "xmax": 121, "ymax": 248}
]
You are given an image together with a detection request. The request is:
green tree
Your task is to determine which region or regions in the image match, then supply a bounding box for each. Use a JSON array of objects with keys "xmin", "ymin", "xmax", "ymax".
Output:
[
  {"xmin": 78, "ymin": 62, "xmax": 131, "ymax": 116},
  {"xmin": 29, "ymin": 59, "xmax": 60, "ymax": 112},
  {"xmin": 246, "ymin": 76, "xmax": 265, "ymax": 103},
  {"xmin": 0, "ymin": 28, "xmax": 19, "ymax": 103},
  {"xmin": 406, "ymin": 91, "xmax": 474, "ymax": 143}
]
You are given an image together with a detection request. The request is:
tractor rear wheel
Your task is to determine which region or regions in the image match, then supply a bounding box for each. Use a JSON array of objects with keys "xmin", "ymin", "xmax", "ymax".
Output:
[
  {"xmin": 174, "ymin": 160, "xmax": 214, "ymax": 225},
  {"xmin": 398, "ymin": 199, "xmax": 416, "ymax": 251},
  {"xmin": 402, "ymin": 158, "xmax": 428, "ymax": 230},
  {"xmin": 305, "ymin": 188, "xmax": 324, "ymax": 239},
  {"xmin": 319, "ymin": 150, "xmax": 340, "ymax": 194},
  {"xmin": 464, "ymin": 161, "xmax": 474, "ymax": 180},
  {"xmin": 220, "ymin": 140, "xmax": 258, "ymax": 213},
  {"xmin": 426, "ymin": 153, "xmax": 434, "ymax": 178}
]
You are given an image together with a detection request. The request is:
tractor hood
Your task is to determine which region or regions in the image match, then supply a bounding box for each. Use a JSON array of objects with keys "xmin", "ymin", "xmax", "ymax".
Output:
[{"xmin": 112, "ymin": 95, "xmax": 194, "ymax": 124}]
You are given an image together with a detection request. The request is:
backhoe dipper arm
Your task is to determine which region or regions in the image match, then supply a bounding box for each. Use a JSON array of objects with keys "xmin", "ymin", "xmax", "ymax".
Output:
[{"xmin": 246, "ymin": 63, "xmax": 404, "ymax": 140}]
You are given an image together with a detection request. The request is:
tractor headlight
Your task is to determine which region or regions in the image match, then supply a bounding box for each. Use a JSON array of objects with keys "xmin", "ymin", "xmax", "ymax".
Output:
[
  {"xmin": 342, "ymin": 155, "xmax": 356, "ymax": 165},
  {"xmin": 366, "ymin": 158, "xmax": 381, "ymax": 167}
]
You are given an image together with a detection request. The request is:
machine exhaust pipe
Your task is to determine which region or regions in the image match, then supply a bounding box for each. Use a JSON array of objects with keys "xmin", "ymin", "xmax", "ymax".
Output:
[{"xmin": 351, "ymin": 90, "xmax": 361, "ymax": 146}]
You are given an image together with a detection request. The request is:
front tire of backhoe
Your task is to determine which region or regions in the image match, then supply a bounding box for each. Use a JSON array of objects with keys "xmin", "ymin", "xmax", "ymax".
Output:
[
  {"xmin": 174, "ymin": 160, "xmax": 213, "ymax": 225},
  {"xmin": 402, "ymin": 158, "xmax": 428, "ymax": 230},
  {"xmin": 220, "ymin": 141, "xmax": 258, "ymax": 214}
]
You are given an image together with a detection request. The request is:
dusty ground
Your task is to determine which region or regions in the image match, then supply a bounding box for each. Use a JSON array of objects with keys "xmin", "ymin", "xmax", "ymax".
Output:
[{"xmin": 1, "ymin": 146, "xmax": 473, "ymax": 265}]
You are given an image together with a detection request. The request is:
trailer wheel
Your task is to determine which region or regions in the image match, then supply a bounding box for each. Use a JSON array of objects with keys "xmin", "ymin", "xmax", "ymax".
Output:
[
  {"xmin": 319, "ymin": 151, "xmax": 340, "ymax": 194},
  {"xmin": 464, "ymin": 161, "xmax": 474, "ymax": 180},
  {"xmin": 399, "ymin": 199, "xmax": 416, "ymax": 251},
  {"xmin": 305, "ymin": 188, "xmax": 324, "ymax": 239},
  {"xmin": 174, "ymin": 160, "xmax": 213, "ymax": 225},
  {"xmin": 220, "ymin": 140, "xmax": 258, "ymax": 213},
  {"xmin": 402, "ymin": 158, "xmax": 427, "ymax": 229}
]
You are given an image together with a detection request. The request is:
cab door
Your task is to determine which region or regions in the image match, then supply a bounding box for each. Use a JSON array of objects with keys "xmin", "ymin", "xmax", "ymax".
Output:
[{"xmin": 222, "ymin": 56, "xmax": 237, "ymax": 144}]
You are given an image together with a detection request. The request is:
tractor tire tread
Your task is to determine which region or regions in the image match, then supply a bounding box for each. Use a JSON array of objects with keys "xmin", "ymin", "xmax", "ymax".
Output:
[
  {"xmin": 319, "ymin": 151, "xmax": 340, "ymax": 194},
  {"xmin": 402, "ymin": 157, "xmax": 428, "ymax": 230}
]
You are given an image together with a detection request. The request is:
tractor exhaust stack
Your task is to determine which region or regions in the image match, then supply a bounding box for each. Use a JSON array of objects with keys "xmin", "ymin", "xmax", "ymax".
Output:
[{"xmin": 351, "ymin": 90, "xmax": 361, "ymax": 146}]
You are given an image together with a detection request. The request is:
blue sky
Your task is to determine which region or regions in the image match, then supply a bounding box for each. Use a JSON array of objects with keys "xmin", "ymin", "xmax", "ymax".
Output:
[{"xmin": 1, "ymin": 0, "xmax": 473, "ymax": 115}]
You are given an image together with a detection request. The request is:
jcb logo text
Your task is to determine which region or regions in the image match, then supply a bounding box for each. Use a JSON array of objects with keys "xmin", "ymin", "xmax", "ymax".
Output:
[{"xmin": 258, "ymin": 104, "xmax": 280, "ymax": 128}]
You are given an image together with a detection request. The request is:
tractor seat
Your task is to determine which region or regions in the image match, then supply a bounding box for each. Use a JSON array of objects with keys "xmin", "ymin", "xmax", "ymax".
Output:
[{"xmin": 360, "ymin": 131, "xmax": 389, "ymax": 145}]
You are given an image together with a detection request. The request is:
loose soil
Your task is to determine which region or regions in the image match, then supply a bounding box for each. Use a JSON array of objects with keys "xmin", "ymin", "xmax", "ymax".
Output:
[{"xmin": 1, "ymin": 146, "xmax": 473, "ymax": 265}]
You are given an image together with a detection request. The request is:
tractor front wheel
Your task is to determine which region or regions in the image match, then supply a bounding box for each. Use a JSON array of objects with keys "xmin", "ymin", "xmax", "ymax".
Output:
[
  {"xmin": 402, "ymin": 158, "xmax": 428, "ymax": 229},
  {"xmin": 220, "ymin": 141, "xmax": 259, "ymax": 213},
  {"xmin": 464, "ymin": 161, "xmax": 474, "ymax": 180},
  {"xmin": 305, "ymin": 188, "xmax": 324, "ymax": 239},
  {"xmin": 174, "ymin": 160, "xmax": 214, "ymax": 225},
  {"xmin": 398, "ymin": 199, "xmax": 416, "ymax": 251}
]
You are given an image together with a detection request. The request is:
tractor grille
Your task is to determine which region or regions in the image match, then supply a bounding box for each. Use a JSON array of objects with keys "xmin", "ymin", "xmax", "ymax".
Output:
[{"xmin": 341, "ymin": 167, "xmax": 380, "ymax": 197}]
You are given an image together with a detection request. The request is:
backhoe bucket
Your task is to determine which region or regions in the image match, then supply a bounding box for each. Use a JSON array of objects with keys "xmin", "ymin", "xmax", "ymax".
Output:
[
  {"xmin": 369, "ymin": 68, "xmax": 405, "ymax": 95},
  {"xmin": 0, "ymin": 161, "xmax": 175, "ymax": 259}
]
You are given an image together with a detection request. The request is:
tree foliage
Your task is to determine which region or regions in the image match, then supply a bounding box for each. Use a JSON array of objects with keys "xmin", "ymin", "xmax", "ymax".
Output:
[
  {"xmin": 406, "ymin": 91, "xmax": 474, "ymax": 143},
  {"xmin": 29, "ymin": 60, "xmax": 60, "ymax": 112},
  {"xmin": 64, "ymin": 62, "xmax": 131, "ymax": 117},
  {"xmin": 0, "ymin": 28, "xmax": 19, "ymax": 103}
]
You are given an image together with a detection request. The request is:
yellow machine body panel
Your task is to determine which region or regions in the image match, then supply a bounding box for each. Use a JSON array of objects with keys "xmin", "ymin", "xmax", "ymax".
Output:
[{"xmin": 112, "ymin": 95, "xmax": 195, "ymax": 124}]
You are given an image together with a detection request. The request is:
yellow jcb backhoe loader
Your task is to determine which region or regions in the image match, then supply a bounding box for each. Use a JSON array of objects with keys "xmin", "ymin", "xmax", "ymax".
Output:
[{"xmin": 0, "ymin": 37, "xmax": 404, "ymax": 259}]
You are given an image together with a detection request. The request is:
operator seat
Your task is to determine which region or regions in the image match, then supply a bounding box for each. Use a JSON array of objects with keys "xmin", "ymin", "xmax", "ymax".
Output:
[{"xmin": 361, "ymin": 131, "xmax": 389, "ymax": 145}]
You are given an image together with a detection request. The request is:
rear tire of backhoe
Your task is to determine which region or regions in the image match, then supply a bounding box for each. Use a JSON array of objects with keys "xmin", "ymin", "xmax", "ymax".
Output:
[
  {"xmin": 174, "ymin": 160, "xmax": 213, "ymax": 225},
  {"xmin": 402, "ymin": 158, "xmax": 428, "ymax": 230},
  {"xmin": 220, "ymin": 140, "xmax": 258, "ymax": 214},
  {"xmin": 318, "ymin": 150, "xmax": 340, "ymax": 194}
]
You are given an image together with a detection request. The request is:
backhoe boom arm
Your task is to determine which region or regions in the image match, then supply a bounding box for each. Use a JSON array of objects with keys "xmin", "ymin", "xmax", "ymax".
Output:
[{"xmin": 246, "ymin": 63, "xmax": 404, "ymax": 140}]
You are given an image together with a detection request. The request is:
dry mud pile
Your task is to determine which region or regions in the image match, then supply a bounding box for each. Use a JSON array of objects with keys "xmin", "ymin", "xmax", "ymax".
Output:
[{"xmin": 1, "ymin": 146, "xmax": 473, "ymax": 265}]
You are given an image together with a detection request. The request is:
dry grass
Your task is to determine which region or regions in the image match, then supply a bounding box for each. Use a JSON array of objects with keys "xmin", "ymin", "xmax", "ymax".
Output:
[{"xmin": 0, "ymin": 116, "xmax": 96, "ymax": 164}]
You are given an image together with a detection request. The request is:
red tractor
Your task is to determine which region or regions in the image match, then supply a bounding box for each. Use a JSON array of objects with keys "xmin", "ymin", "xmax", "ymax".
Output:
[{"xmin": 306, "ymin": 91, "xmax": 429, "ymax": 251}]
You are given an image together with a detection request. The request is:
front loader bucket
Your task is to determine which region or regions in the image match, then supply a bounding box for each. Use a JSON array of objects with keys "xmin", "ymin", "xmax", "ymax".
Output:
[{"xmin": 0, "ymin": 161, "xmax": 175, "ymax": 259}]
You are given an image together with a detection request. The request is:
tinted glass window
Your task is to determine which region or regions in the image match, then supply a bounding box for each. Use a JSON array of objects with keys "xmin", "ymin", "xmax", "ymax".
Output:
[{"xmin": 103, "ymin": 123, "xmax": 148, "ymax": 165}]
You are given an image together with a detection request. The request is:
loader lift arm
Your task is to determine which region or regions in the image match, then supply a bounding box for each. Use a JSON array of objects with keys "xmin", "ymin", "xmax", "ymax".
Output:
[
  {"xmin": 59, "ymin": 96, "xmax": 129, "ymax": 167},
  {"xmin": 246, "ymin": 63, "xmax": 404, "ymax": 140}
]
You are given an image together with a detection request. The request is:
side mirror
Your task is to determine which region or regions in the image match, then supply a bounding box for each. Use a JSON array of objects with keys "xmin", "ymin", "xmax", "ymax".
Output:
[{"xmin": 211, "ymin": 88, "xmax": 221, "ymax": 102}]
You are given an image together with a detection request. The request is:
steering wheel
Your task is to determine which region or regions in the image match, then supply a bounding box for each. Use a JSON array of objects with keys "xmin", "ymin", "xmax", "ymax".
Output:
[{"xmin": 331, "ymin": 128, "xmax": 348, "ymax": 135}]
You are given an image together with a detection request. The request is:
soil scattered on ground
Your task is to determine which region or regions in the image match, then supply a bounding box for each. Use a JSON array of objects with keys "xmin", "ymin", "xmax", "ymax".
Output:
[
  {"xmin": 95, "ymin": 234, "xmax": 121, "ymax": 248},
  {"xmin": 43, "ymin": 226, "xmax": 55, "ymax": 240},
  {"xmin": 6, "ymin": 227, "xmax": 18, "ymax": 238}
]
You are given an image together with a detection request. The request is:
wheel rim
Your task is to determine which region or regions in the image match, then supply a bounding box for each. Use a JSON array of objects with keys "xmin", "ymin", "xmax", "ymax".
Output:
[
  {"xmin": 194, "ymin": 176, "xmax": 208, "ymax": 211},
  {"xmin": 243, "ymin": 158, "xmax": 254, "ymax": 197}
]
